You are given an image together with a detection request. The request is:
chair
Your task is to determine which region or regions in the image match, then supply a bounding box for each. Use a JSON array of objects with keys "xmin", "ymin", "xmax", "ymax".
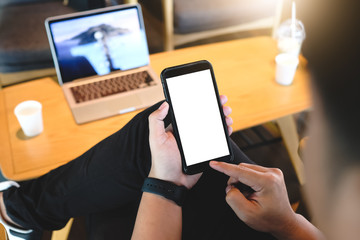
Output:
[
  {"xmin": 141, "ymin": 0, "xmax": 285, "ymax": 51},
  {"xmin": 0, "ymin": 1, "xmax": 73, "ymax": 87},
  {"xmin": 0, "ymin": 0, "xmax": 111, "ymax": 88}
]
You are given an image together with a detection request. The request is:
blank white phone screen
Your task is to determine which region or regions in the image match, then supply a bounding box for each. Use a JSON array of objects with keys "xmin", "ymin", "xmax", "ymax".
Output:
[{"xmin": 166, "ymin": 69, "xmax": 229, "ymax": 166}]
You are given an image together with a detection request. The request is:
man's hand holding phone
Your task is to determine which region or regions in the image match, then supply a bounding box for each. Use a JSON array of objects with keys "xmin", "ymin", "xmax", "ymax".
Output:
[
  {"xmin": 161, "ymin": 60, "xmax": 234, "ymax": 174},
  {"xmin": 148, "ymin": 95, "xmax": 233, "ymax": 189},
  {"xmin": 148, "ymin": 101, "xmax": 201, "ymax": 189}
]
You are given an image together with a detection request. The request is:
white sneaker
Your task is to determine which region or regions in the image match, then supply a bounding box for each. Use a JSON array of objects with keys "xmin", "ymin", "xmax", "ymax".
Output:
[{"xmin": 0, "ymin": 181, "xmax": 33, "ymax": 240}]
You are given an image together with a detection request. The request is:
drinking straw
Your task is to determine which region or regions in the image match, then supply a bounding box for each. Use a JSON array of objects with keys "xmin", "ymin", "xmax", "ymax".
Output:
[{"xmin": 291, "ymin": 1, "xmax": 297, "ymax": 38}]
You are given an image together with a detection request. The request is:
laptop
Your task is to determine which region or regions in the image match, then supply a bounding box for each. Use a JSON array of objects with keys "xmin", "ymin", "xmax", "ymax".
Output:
[{"xmin": 45, "ymin": 4, "xmax": 164, "ymax": 124}]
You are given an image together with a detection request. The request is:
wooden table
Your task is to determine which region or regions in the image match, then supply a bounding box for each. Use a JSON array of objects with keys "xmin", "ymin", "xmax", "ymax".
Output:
[{"xmin": 0, "ymin": 36, "xmax": 311, "ymax": 183}]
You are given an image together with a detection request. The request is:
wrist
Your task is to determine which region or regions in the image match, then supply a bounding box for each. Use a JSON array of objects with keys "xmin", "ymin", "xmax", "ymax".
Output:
[
  {"xmin": 142, "ymin": 192, "xmax": 181, "ymax": 208},
  {"xmin": 142, "ymin": 177, "xmax": 189, "ymax": 206},
  {"xmin": 148, "ymin": 169, "xmax": 188, "ymax": 188},
  {"xmin": 270, "ymin": 212, "xmax": 300, "ymax": 240},
  {"xmin": 271, "ymin": 213, "xmax": 324, "ymax": 240},
  {"xmin": 148, "ymin": 171, "xmax": 180, "ymax": 186}
]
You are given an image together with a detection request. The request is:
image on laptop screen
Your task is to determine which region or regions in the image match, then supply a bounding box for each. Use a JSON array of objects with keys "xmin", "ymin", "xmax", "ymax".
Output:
[{"xmin": 48, "ymin": 7, "xmax": 149, "ymax": 83}]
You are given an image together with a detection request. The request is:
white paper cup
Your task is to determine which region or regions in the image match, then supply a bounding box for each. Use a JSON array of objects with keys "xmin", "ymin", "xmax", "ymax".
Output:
[
  {"xmin": 14, "ymin": 100, "xmax": 43, "ymax": 137},
  {"xmin": 275, "ymin": 53, "xmax": 299, "ymax": 86}
]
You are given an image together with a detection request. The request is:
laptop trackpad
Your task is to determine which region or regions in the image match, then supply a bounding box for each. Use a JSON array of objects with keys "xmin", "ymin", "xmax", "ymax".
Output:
[{"xmin": 106, "ymin": 94, "xmax": 142, "ymax": 114}]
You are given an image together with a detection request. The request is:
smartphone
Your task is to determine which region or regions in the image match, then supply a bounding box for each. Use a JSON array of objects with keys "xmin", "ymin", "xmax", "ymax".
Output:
[{"xmin": 161, "ymin": 60, "xmax": 233, "ymax": 174}]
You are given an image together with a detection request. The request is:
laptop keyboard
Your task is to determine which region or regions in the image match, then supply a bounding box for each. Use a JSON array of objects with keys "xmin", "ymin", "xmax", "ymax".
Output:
[{"xmin": 70, "ymin": 71, "xmax": 155, "ymax": 103}]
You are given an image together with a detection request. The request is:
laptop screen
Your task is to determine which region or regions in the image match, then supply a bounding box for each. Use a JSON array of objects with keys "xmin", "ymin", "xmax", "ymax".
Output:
[{"xmin": 47, "ymin": 5, "xmax": 149, "ymax": 84}]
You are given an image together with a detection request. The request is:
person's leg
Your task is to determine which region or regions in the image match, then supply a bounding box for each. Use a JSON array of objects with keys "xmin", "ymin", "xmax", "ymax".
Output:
[
  {"xmin": 2, "ymin": 101, "xmax": 165, "ymax": 231},
  {"xmin": 2, "ymin": 98, "xmax": 269, "ymax": 238},
  {"xmin": 85, "ymin": 140, "xmax": 269, "ymax": 240},
  {"xmin": 182, "ymin": 140, "xmax": 275, "ymax": 239},
  {"xmin": 85, "ymin": 201, "xmax": 140, "ymax": 240}
]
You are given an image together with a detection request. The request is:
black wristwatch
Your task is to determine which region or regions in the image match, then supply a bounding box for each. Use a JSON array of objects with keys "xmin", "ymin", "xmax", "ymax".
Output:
[{"xmin": 142, "ymin": 177, "xmax": 189, "ymax": 206}]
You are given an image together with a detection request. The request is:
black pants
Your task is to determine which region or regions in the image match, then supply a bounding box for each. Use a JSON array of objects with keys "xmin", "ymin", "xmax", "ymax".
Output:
[{"xmin": 3, "ymin": 102, "xmax": 274, "ymax": 239}]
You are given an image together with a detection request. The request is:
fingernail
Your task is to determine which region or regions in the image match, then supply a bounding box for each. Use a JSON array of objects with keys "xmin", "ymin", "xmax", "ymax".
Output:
[
  {"xmin": 225, "ymin": 185, "xmax": 233, "ymax": 194},
  {"xmin": 159, "ymin": 101, "xmax": 167, "ymax": 110},
  {"xmin": 210, "ymin": 161, "xmax": 218, "ymax": 166}
]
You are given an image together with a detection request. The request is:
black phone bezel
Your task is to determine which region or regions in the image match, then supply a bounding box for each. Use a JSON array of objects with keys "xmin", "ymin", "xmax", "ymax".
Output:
[{"xmin": 160, "ymin": 60, "xmax": 234, "ymax": 175}]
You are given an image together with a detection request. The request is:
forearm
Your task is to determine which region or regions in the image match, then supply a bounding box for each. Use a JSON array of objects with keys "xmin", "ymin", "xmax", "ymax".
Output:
[
  {"xmin": 273, "ymin": 214, "xmax": 325, "ymax": 240},
  {"xmin": 132, "ymin": 192, "xmax": 182, "ymax": 240}
]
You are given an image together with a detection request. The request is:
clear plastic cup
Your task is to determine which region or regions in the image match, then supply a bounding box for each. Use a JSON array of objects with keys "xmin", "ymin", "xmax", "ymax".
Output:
[
  {"xmin": 276, "ymin": 19, "xmax": 306, "ymax": 56},
  {"xmin": 275, "ymin": 53, "xmax": 299, "ymax": 86},
  {"xmin": 14, "ymin": 100, "xmax": 43, "ymax": 137}
]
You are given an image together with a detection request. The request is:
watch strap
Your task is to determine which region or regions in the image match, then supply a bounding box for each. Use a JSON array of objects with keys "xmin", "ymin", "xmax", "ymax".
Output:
[{"xmin": 142, "ymin": 177, "xmax": 188, "ymax": 206}]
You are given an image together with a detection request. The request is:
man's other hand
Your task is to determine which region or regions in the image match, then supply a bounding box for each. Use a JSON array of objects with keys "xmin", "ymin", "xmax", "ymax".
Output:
[{"xmin": 209, "ymin": 162, "xmax": 297, "ymax": 237}]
